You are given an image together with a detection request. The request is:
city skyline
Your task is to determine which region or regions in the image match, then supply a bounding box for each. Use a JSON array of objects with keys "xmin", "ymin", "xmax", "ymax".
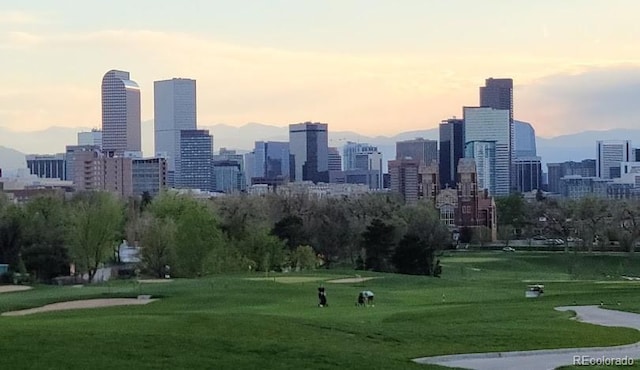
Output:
[{"xmin": 1, "ymin": 1, "xmax": 640, "ymax": 141}]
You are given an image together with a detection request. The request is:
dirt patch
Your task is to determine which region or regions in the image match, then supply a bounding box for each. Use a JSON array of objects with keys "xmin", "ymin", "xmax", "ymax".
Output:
[
  {"xmin": 137, "ymin": 279, "xmax": 173, "ymax": 283},
  {"xmin": 0, "ymin": 285, "xmax": 32, "ymax": 293},
  {"xmin": 327, "ymin": 277, "xmax": 377, "ymax": 284},
  {"xmin": 1, "ymin": 298, "xmax": 157, "ymax": 316}
]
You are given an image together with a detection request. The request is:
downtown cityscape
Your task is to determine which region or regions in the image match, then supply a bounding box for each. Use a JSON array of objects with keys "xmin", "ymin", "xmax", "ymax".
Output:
[{"xmin": 3, "ymin": 2, "xmax": 640, "ymax": 370}]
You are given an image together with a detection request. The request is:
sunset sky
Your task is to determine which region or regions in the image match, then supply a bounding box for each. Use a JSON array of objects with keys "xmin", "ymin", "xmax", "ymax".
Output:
[{"xmin": 1, "ymin": 0, "xmax": 639, "ymax": 138}]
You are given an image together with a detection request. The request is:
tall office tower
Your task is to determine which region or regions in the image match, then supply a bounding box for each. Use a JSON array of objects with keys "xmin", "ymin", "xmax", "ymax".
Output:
[
  {"xmin": 439, "ymin": 118, "xmax": 464, "ymax": 189},
  {"xmin": 26, "ymin": 154, "xmax": 67, "ymax": 180},
  {"xmin": 328, "ymin": 147, "xmax": 342, "ymax": 171},
  {"xmin": 514, "ymin": 157, "xmax": 542, "ymax": 192},
  {"xmin": 132, "ymin": 157, "xmax": 167, "ymax": 197},
  {"xmin": 289, "ymin": 122, "xmax": 329, "ymax": 183},
  {"xmin": 465, "ymin": 141, "xmax": 496, "ymax": 195},
  {"xmin": 154, "ymin": 78, "xmax": 197, "ymax": 183},
  {"xmin": 395, "ymin": 138, "xmax": 438, "ymax": 165},
  {"xmin": 464, "ymin": 107, "xmax": 511, "ymax": 196},
  {"xmin": 388, "ymin": 158, "xmax": 420, "ymax": 204},
  {"xmin": 178, "ymin": 130, "xmax": 213, "ymax": 191},
  {"xmin": 77, "ymin": 129, "xmax": 103, "ymax": 148},
  {"xmin": 514, "ymin": 120, "xmax": 537, "ymax": 158},
  {"xmin": 480, "ymin": 78, "xmax": 514, "ymax": 189},
  {"xmin": 65, "ymin": 145, "xmax": 101, "ymax": 186},
  {"xmin": 547, "ymin": 160, "xmax": 597, "ymax": 194},
  {"xmin": 597, "ymin": 140, "xmax": 631, "ymax": 179},
  {"xmin": 342, "ymin": 142, "xmax": 378, "ymax": 170},
  {"xmin": 101, "ymin": 70, "xmax": 141, "ymax": 157},
  {"xmin": 253, "ymin": 141, "xmax": 290, "ymax": 182}
]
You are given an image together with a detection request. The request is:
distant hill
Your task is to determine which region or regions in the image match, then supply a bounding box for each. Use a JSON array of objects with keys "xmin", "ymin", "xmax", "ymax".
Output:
[
  {"xmin": 0, "ymin": 146, "xmax": 26, "ymax": 174},
  {"xmin": 4, "ymin": 123, "xmax": 640, "ymax": 171}
]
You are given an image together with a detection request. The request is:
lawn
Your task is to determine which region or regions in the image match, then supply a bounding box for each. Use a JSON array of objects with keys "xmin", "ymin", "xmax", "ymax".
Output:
[{"xmin": 3, "ymin": 252, "xmax": 640, "ymax": 369}]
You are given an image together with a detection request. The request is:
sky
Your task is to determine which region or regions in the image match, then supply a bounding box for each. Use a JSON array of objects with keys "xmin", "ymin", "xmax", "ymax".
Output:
[{"xmin": 1, "ymin": 0, "xmax": 640, "ymax": 139}]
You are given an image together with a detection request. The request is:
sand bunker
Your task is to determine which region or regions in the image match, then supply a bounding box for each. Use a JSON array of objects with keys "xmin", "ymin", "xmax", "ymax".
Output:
[
  {"xmin": 0, "ymin": 285, "xmax": 32, "ymax": 293},
  {"xmin": 245, "ymin": 276, "xmax": 326, "ymax": 284},
  {"xmin": 327, "ymin": 277, "xmax": 377, "ymax": 284},
  {"xmin": 138, "ymin": 279, "xmax": 173, "ymax": 283},
  {"xmin": 1, "ymin": 298, "xmax": 157, "ymax": 316}
]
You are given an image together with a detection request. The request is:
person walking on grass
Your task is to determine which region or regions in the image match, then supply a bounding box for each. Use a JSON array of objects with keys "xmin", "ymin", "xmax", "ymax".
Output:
[{"xmin": 318, "ymin": 285, "xmax": 327, "ymax": 307}]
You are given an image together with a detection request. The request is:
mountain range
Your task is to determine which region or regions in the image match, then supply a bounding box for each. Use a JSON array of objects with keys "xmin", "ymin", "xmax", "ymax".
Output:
[{"xmin": 1, "ymin": 122, "xmax": 638, "ymax": 174}]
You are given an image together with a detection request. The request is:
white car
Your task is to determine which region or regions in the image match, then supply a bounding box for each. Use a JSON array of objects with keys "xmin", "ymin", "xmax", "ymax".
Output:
[{"xmin": 502, "ymin": 247, "xmax": 516, "ymax": 252}]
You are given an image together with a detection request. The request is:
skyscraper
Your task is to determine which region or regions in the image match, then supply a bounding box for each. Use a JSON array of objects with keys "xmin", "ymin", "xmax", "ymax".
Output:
[
  {"xmin": 253, "ymin": 141, "xmax": 290, "ymax": 181},
  {"xmin": 596, "ymin": 140, "xmax": 631, "ymax": 179},
  {"xmin": 439, "ymin": 118, "xmax": 464, "ymax": 189},
  {"xmin": 154, "ymin": 78, "xmax": 197, "ymax": 183},
  {"xmin": 514, "ymin": 120, "xmax": 537, "ymax": 159},
  {"xmin": 342, "ymin": 142, "xmax": 378, "ymax": 171},
  {"xmin": 178, "ymin": 130, "xmax": 213, "ymax": 191},
  {"xmin": 480, "ymin": 78, "xmax": 514, "ymax": 191},
  {"xmin": 289, "ymin": 122, "xmax": 329, "ymax": 183},
  {"xmin": 464, "ymin": 107, "xmax": 511, "ymax": 196},
  {"xmin": 480, "ymin": 78, "xmax": 513, "ymax": 121},
  {"xmin": 101, "ymin": 70, "xmax": 141, "ymax": 157},
  {"xmin": 328, "ymin": 147, "xmax": 342, "ymax": 171},
  {"xmin": 395, "ymin": 138, "xmax": 438, "ymax": 165}
]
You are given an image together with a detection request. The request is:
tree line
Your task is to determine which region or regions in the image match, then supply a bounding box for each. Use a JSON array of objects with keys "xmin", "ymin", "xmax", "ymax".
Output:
[
  {"xmin": 0, "ymin": 190, "xmax": 451, "ymax": 282},
  {"xmin": 494, "ymin": 193, "xmax": 640, "ymax": 253}
]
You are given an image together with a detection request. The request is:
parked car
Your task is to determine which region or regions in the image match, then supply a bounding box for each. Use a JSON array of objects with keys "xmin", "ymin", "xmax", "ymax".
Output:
[
  {"xmin": 502, "ymin": 247, "xmax": 516, "ymax": 252},
  {"xmin": 545, "ymin": 238, "xmax": 564, "ymax": 245},
  {"xmin": 567, "ymin": 237, "xmax": 583, "ymax": 243},
  {"xmin": 533, "ymin": 235, "xmax": 547, "ymax": 240}
]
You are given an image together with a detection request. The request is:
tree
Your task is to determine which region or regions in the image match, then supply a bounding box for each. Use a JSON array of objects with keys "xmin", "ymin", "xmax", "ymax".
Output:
[
  {"xmin": 362, "ymin": 218, "xmax": 396, "ymax": 272},
  {"xmin": 538, "ymin": 198, "xmax": 576, "ymax": 253},
  {"xmin": 395, "ymin": 202, "xmax": 450, "ymax": 276},
  {"xmin": 0, "ymin": 201, "xmax": 24, "ymax": 272},
  {"xmin": 66, "ymin": 192, "xmax": 124, "ymax": 281},
  {"xmin": 271, "ymin": 215, "xmax": 309, "ymax": 250},
  {"xmin": 290, "ymin": 245, "xmax": 316, "ymax": 271},
  {"xmin": 613, "ymin": 200, "xmax": 640, "ymax": 254},
  {"xmin": 21, "ymin": 195, "xmax": 70, "ymax": 281},
  {"xmin": 574, "ymin": 196, "xmax": 610, "ymax": 252},
  {"xmin": 495, "ymin": 193, "xmax": 527, "ymax": 241},
  {"xmin": 138, "ymin": 213, "xmax": 176, "ymax": 278}
]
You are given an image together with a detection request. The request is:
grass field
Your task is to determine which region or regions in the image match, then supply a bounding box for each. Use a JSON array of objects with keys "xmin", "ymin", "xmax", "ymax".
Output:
[{"xmin": 3, "ymin": 251, "xmax": 640, "ymax": 369}]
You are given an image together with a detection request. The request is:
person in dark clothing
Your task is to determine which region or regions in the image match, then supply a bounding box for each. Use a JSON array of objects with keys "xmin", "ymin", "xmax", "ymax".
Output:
[
  {"xmin": 356, "ymin": 292, "xmax": 365, "ymax": 307},
  {"xmin": 318, "ymin": 286, "xmax": 327, "ymax": 307}
]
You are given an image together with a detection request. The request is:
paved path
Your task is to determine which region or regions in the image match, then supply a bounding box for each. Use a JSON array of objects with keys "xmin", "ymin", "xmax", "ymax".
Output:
[{"xmin": 413, "ymin": 306, "xmax": 640, "ymax": 370}]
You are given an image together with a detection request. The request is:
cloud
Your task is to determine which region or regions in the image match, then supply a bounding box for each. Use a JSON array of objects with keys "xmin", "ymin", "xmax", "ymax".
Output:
[
  {"xmin": 0, "ymin": 10, "xmax": 40, "ymax": 24},
  {"xmin": 518, "ymin": 66, "xmax": 640, "ymax": 137},
  {"xmin": 3, "ymin": 28, "xmax": 640, "ymax": 137}
]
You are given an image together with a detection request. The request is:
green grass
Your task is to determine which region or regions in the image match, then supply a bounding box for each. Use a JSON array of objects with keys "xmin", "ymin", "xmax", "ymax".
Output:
[{"xmin": 3, "ymin": 252, "xmax": 640, "ymax": 369}]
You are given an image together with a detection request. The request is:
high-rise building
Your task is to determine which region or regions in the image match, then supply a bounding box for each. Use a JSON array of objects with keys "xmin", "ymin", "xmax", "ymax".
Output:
[
  {"xmin": 514, "ymin": 120, "xmax": 537, "ymax": 159},
  {"xmin": 479, "ymin": 78, "xmax": 514, "ymax": 190},
  {"xmin": 342, "ymin": 142, "xmax": 378, "ymax": 171},
  {"xmin": 439, "ymin": 118, "xmax": 464, "ymax": 189},
  {"xmin": 464, "ymin": 107, "xmax": 511, "ymax": 196},
  {"xmin": 212, "ymin": 148, "xmax": 246, "ymax": 192},
  {"xmin": 252, "ymin": 141, "xmax": 290, "ymax": 183},
  {"xmin": 178, "ymin": 130, "xmax": 213, "ymax": 191},
  {"xmin": 101, "ymin": 70, "xmax": 141, "ymax": 157},
  {"xmin": 547, "ymin": 160, "xmax": 597, "ymax": 194},
  {"xmin": 328, "ymin": 147, "xmax": 342, "ymax": 171},
  {"xmin": 154, "ymin": 78, "xmax": 197, "ymax": 182},
  {"xmin": 132, "ymin": 157, "xmax": 167, "ymax": 197},
  {"xmin": 26, "ymin": 154, "xmax": 66, "ymax": 180},
  {"xmin": 465, "ymin": 140, "xmax": 496, "ymax": 195},
  {"xmin": 596, "ymin": 140, "xmax": 631, "ymax": 179},
  {"xmin": 77, "ymin": 129, "xmax": 103, "ymax": 148},
  {"xmin": 289, "ymin": 122, "xmax": 329, "ymax": 183},
  {"xmin": 103, "ymin": 157, "xmax": 134, "ymax": 198},
  {"xmin": 395, "ymin": 138, "xmax": 438, "ymax": 166},
  {"xmin": 388, "ymin": 158, "xmax": 420, "ymax": 203},
  {"xmin": 480, "ymin": 78, "xmax": 513, "ymax": 121},
  {"xmin": 514, "ymin": 157, "xmax": 542, "ymax": 193},
  {"xmin": 65, "ymin": 145, "xmax": 102, "ymax": 188}
]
